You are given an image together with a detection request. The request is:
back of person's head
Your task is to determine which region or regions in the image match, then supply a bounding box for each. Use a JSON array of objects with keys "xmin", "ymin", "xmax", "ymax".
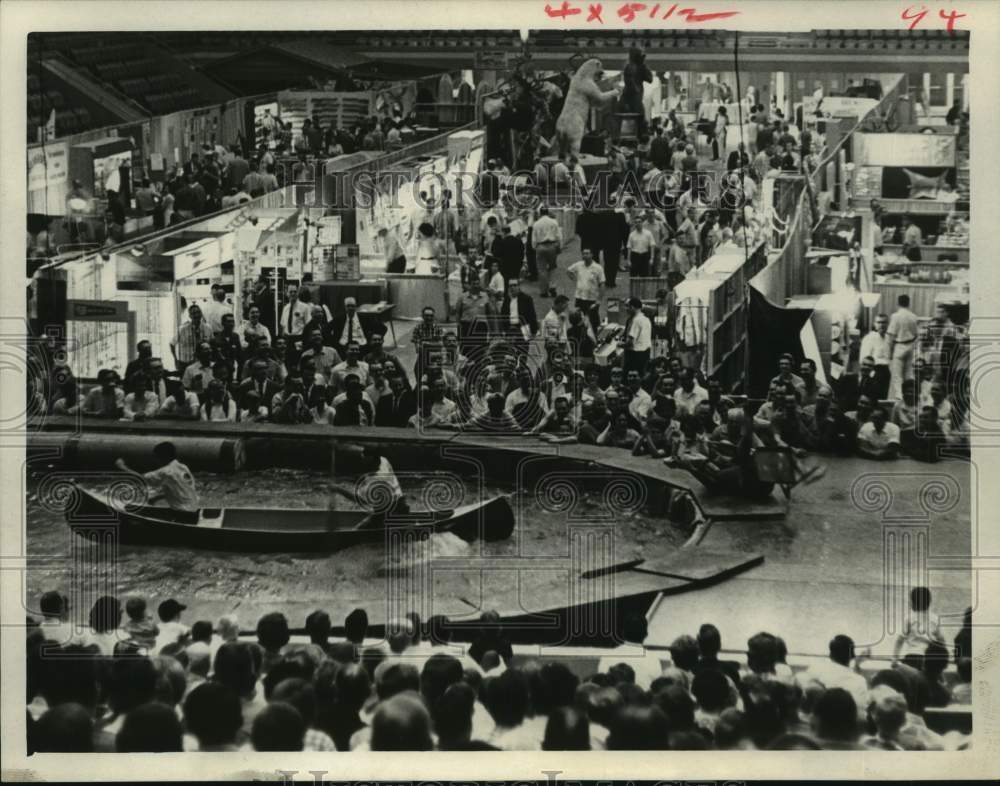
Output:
[
  {"xmin": 370, "ymin": 691, "xmax": 434, "ymax": 751},
  {"xmin": 271, "ymin": 677, "xmax": 318, "ymax": 727},
  {"xmin": 328, "ymin": 641, "xmax": 356, "ymax": 664},
  {"xmin": 89, "ymin": 595, "xmax": 121, "ymax": 633},
  {"xmin": 305, "ymin": 610, "xmax": 332, "ymax": 644},
  {"xmin": 812, "ymin": 687, "xmax": 858, "ymax": 742},
  {"xmin": 747, "ymin": 632, "xmax": 779, "ymax": 674},
  {"xmin": 109, "ymin": 654, "xmax": 158, "ymax": 714},
  {"xmin": 116, "ymin": 702, "xmax": 183, "ymax": 752},
  {"xmin": 34, "ymin": 702, "xmax": 94, "ymax": 752},
  {"xmin": 433, "ymin": 682, "xmax": 475, "ymax": 749},
  {"xmin": 871, "ymin": 668, "xmax": 912, "ymax": 710},
  {"xmin": 386, "ymin": 618, "xmax": 414, "ymax": 654},
  {"xmin": 213, "ymin": 641, "xmax": 257, "ymax": 695},
  {"xmin": 376, "ymin": 661, "xmax": 421, "ymax": 701},
  {"xmin": 359, "ymin": 646, "xmax": 385, "ymax": 681},
  {"xmin": 829, "ymin": 634, "xmax": 854, "ymax": 667},
  {"xmin": 152, "ymin": 655, "xmax": 187, "ymax": 707},
  {"xmin": 182, "ymin": 682, "xmax": 243, "ymax": 747},
  {"xmin": 40, "ymin": 645, "xmax": 100, "ymax": 709},
  {"xmin": 957, "ymin": 656, "xmax": 972, "ymax": 683},
  {"xmin": 39, "ymin": 590, "xmax": 67, "ymax": 619},
  {"xmin": 910, "ymin": 586, "xmax": 932, "ymax": 612},
  {"xmin": 585, "ymin": 686, "xmax": 625, "ymax": 729},
  {"xmin": 538, "ymin": 661, "xmax": 580, "ymax": 713},
  {"xmin": 335, "ymin": 663, "xmax": 371, "ymax": 712},
  {"xmin": 420, "ymin": 653, "xmax": 463, "ymax": 709},
  {"xmin": 607, "ymin": 704, "xmax": 670, "ymax": 750},
  {"xmin": 256, "ymin": 612, "xmax": 290, "ymax": 652},
  {"xmin": 484, "ymin": 668, "xmax": 529, "ymax": 728},
  {"xmin": 607, "ymin": 662, "xmax": 636, "ymax": 686},
  {"xmin": 669, "ymin": 729, "xmax": 710, "ymax": 750},
  {"xmin": 871, "ymin": 689, "xmax": 908, "ymax": 740},
  {"xmin": 263, "ymin": 656, "xmax": 313, "ymax": 700},
  {"xmin": 543, "ymin": 706, "xmax": 590, "ymax": 750},
  {"xmin": 190, "ymin": 620, "xmax": 213, "ymax": 644},
  {"xmin": 697, "ymin": 623, "xmax": 722, "ymax": 658},
  {"xmin": 740, "ymin": 674, "xmax": 786, "ymax": 747},
  {"xmin": 251, "ymin": 701, "xmax": 305, "ymax": 751},
  {"xmin": 125, "ymin": 596, "xmax": 147, "ymax": 622},
  {"xmin": 691, "ymin": 668, "xmax": 731, "ymax": 713},
  {"xmin": 653, "ymin": 683, "xmax": 695, "ymax": 730},
  {"xmin": 713, "ymin": 707, "xmax": 746, "ymax": 749},
  {"xmin": 670, "ymin": 634, "xmax": 700, "ymax": 671}
]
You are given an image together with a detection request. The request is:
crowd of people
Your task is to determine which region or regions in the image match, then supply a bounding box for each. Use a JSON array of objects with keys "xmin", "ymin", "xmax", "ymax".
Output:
[{"xmin": 26, "ymin": 587, "xmax": 972, "ymax": 752}]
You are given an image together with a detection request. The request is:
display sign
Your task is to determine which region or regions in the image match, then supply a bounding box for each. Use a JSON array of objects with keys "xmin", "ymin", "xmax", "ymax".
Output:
[
  {"xmin": 65, "ymin": 300, "xmax": 135, "ymax": 379},
  {"xmin": 802, "ymin": 96, "xmax": 878, "ymax": 118},
  {"xmin": 853, "ymin": 166, "xmax": 883, "ymax": 199},
  {"xmin": 316, "ymin": 215, "xmax": 343, "ymax": 246},
  {"xmin": 333, "ymin": 244, "xmax": 361, "ymax": 280},
  {"xmin": 853, "ymin": 132, "xmax": 956, "ymax": 168},
  {"xmin": 27, "ymin": 144, "xmax": 69, "ymax": 192},
  {"xmin": 475, "ymin": 51, "xmax": 509, "ymax": 69}
]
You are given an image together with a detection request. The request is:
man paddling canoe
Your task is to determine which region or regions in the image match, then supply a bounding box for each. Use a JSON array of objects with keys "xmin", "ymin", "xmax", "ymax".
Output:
[
  {"xmin": 329, "ymin": 444, "xmax": 411, "ymax": 527},
  {"xmin": 115, "ymin": 441, "xmax": 199, "ymax": 512}
]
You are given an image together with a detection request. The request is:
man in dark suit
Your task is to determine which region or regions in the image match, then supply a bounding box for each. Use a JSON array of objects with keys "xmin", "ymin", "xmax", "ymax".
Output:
[
  {"xmin": 329, "ymin": 297, "xmax": 373, "ymax": 357},
  {"xmin": 500, "ymin": 280, "xmax": 538, "ymax": 356},
  {"xmin": 726, "ymin": 142, "xmax": 749, "ymax": 173},
  {"xmin": 692, "ymin": 623, "xmax": 741, "ymax": 686},
  {"xmin": 496, "ymin": 226, "xmax": 525, "ymax": 284},
  {"xmin": 237, "ymin": 358, "xmax": 282, "ymax": 415},
  {"xmin": 375, "ymin": 374, "xmax": 417, "ymax": 427}
]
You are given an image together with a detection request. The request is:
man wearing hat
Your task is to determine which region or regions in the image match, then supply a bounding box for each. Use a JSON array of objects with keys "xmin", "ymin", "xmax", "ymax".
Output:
[
  {"xmin": 331, "ymin": 297, "xmax": 371, "ymax": 357},
  {"xmin": 153, "ymin": 598, "xmax": 190, "ymax": 655}
]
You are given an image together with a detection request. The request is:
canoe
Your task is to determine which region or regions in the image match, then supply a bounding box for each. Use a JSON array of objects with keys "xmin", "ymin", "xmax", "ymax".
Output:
[{"xmin": 64, "ymin": 484, "xmax": 515, "ymax": 552}]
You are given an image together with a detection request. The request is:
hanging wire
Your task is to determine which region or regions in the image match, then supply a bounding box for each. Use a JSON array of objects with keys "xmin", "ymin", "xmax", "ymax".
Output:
[{"xmin": 732, "ymin": 29, "xmax": 753, "ymax": 393}]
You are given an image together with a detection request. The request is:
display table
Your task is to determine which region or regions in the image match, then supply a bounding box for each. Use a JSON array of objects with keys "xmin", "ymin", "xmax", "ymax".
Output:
[
  {"xmin": 879, "ymin": 243, "xmax": 968, "ymax": 263},
  {"xmin": 871, "ymin": 278, "xmax": 962, "ymax": 318},
  {"xmin": 313, "ymin": 280, "xmax": 387, "ymax": 312},
  {"xmin": 384, "ymin": 273, "xmax": 449, "ymax": 321}
]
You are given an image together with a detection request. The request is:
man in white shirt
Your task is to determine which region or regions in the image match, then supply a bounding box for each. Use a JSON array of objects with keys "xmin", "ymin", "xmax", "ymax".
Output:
[
  {"xmin": 625, "ymin": 369, "xmax": 652, "ymax": 426},
  {"xmin": 279, "ymin": 283, "xmax": 311, "ymax": 338},
  {"xmin": 566, "ymin": 248, "xmax": 605, "ymax": 331},
  {"xmin": 674, "ymin": 368, "xmax": 708, "ymax": 416},
  {"xmin": 623, "ymin": 297, "xmax": 652, "ymax": 375},
  {"xmin": 242, "ymin": 305, "xmax": 272, "ymax": 347},
  {"xmin": 800, "ymin": 635, "xmax": 869, "ymax": 720},
  {"xmin": 115, "ymin": 441, "xmax": 198, "ymax": 512},
  {"xmin": 201, "ymin": 285, "xmax": 232, "ymax": 336},
  {"xmin": 330, "ymin": 342, "xmax": 371, "ymax": 390},
  {"xmin": 856, "ymin": 406, "xmax": 901, "ymax": 459},
  {"xmin": 541, "ymin": 294, "xmax": 571, "ymax": 347},
  {"xmin": 181, "ymin": 342, "xmax": 215, "ymax": 393},
  {"xmin": 887, "ymin": 294, "xmax": 920, "ymax": 399},
  {"xmin": 626, "ymin": 222, "xmax": 656, "ymax": 279},
  {"xmin": 551, "ymin": 154, "xmax": 572, "ymax": 187},
  {"xmin": 531, "ymin": 204, "xmax": 563, "ymax": 298},
  {"xmin": 860, "ymin": 313, "xmax": 892, "ymax": 399}
]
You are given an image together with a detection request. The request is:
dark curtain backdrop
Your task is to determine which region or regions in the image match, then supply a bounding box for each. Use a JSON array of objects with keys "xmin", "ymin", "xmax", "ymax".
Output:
[{"xmin": 747, "ymin": 286, "xmax": 813, "ymax": 398}]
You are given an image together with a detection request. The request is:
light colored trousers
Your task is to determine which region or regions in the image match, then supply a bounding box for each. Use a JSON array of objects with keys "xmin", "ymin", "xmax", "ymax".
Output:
[{"xmin": 889, "ymin": 341, "xmax": 915, "ymax": 400}]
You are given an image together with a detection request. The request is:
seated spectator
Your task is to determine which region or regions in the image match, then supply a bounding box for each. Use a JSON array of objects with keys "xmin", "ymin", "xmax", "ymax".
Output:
[
  {"xmin": 596, "ymin": 411, "xmax": 641, "ymax": 449},
  {"xmin": 856, "ymin": 406, "xmax": 900, "ymax": 459},
  {"xmin": 483, "ymin": 668, "xmax": 541, "ymax": 750},
  {"xmin": 329, "ymin": 663, "xmax": 371, "ymax": 750},
  {"xmin": 692, "ymin": 668, "xmax": 735, "ymax": 735},
  {"xmin": 271, "ymin": 677, "xmax": 336, "ymax": 751},
  {"xmin": 370, "ymin": 692, "xmax": 434, "ymax": 751},
  {"xmin": 801, "ymin": 635, "xmax": 869, "ymax": 717},
  {"xmin": 122, "ymin": 597, "xmax": 159, "ymax": 651},
  {"xmin": 182, "ymin": 681, "xmax": 243, "ymax": 751},
  {"xmin": 694, "ymin": 623, "xmax": 741, "ymax": 685},
  {"xmin": 251, "ymin": 701, "xmax": 305, "ymax": 751},
  {"xmin": 33, "ymin": 703, "xmax": 94, "ymax": 753},
  {"xmin": 116, "ymin": 702, "xmax": 184, "ymax": 752},
  {"xmin": 920, "ymin": 641, "xmax": 952, "ymax": 708},
  {"xmin": 85, "ymin": 595, "xmax": 124, "ymax": 656},
  {"xmin": 80, "ymin": 369, "xmax": 125, "ymax": 418},
  {"xmin": 862, "ymin": 687, "xmax": 909, "ymax": 750},
  {"xmin": 434, "ymin": 682, "xmax": 478, "ymax": 750},
  {"xmin": 543, "ymin": 706, "xmax": 591, "ymax": 750},
  {"xmin": 951, "ymin": 657, "xmax": 972, "ymax": 705},
  {"xmin": 901, "ymin": 405, "xmax": 948, "ymax": 462},
  {"xmin": 606, "ymin": 705, "xmax": 670, "ymax": 750},
  {"xmin": 810, "ymin": 688, "xmax": 862, "ymax": 749},
  {"xmin": 894, "ymin": 586, "xmax": 944, "ymax": 669}
]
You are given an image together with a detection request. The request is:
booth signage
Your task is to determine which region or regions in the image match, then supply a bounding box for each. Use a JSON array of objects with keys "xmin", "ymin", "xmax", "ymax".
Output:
[{"xmin": 68, "ymin": 300, "xmax": 128, "ymax": 320}]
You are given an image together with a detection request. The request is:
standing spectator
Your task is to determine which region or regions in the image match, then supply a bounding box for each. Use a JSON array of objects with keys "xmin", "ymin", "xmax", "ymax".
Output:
[
  {"xmin": 860, "ymin": 313, "xmax": 892, "ymax": 399},
  {"xmin": 170, "ymin": 304, "xmax": 214, "ymax": 375},
  {"xmin": 887, "ymin": 294, "xmax": 919, "ymax": 399},
  {"xmin": 531, "ymin": 205, "xmax": 562, "ymax": 299},
  {"xmin": 566, "ymin": 248, "xmax": 605, "ymax": 335},
  {"xmin": 500, "ymin": 280, "xmax": 538, "ymax": 356},
  {"xmin": 623, "ymin": 298, "xmax": 652, "ymax": 375}
]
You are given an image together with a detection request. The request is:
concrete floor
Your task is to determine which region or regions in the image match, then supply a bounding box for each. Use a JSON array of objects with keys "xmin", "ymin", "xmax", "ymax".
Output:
[{"xmin": 647, "ymin": 454, "xmax": 974, "ymax": 657}]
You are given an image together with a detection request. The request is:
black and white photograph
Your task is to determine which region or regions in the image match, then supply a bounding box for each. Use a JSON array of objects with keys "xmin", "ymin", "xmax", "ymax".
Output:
[{"xmin": 3, "ymin": 0, "xmax": 999, "ymax": 780}]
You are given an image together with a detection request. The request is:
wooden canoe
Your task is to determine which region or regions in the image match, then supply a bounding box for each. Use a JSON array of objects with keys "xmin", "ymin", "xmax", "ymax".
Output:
[{"xmin": 64, "ymin": 485, "xmax": 515, "ymax": 552}]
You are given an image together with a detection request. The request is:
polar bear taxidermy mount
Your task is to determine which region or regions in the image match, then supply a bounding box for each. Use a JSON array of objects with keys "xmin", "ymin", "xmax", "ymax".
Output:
[{"xmin": 551, "ymin": 58, "xmax": 620, "ymax": 158}]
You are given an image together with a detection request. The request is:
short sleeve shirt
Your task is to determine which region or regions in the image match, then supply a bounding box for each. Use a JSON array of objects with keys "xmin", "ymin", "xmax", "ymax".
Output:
[{"xmin": 144, "ymin": 460, "xmax": 198, "ymax": 512}]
